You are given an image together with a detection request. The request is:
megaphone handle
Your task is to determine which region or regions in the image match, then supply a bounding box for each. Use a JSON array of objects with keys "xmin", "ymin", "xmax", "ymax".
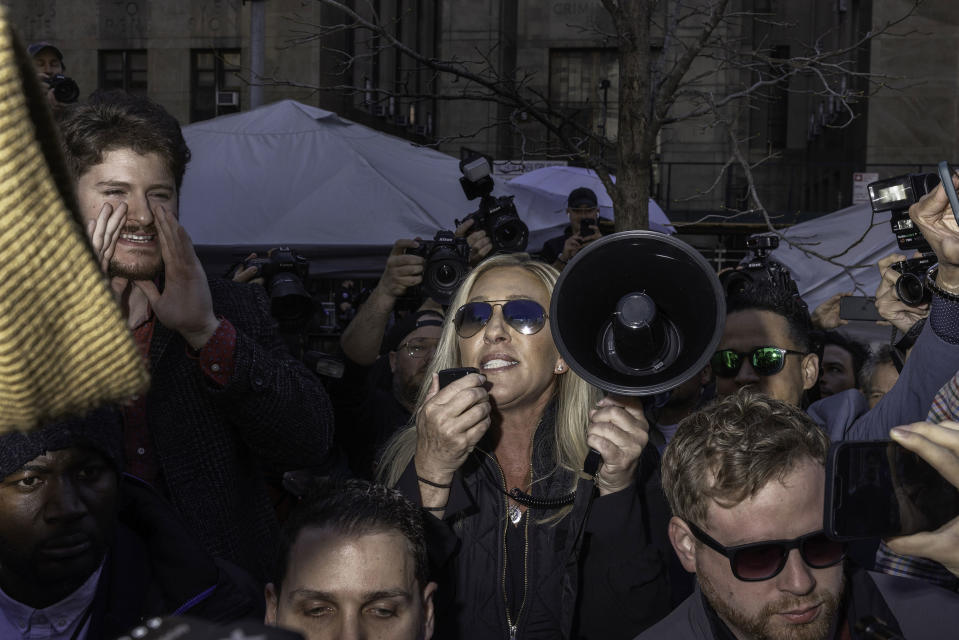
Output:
[{"xmin": 583, "ymin": 448, "xmax": 603, "ymax": 477}]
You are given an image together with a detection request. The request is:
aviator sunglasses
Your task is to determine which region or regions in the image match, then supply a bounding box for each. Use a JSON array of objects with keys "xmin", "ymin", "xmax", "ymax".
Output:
[
  {"xmin": 453, "ymin": 299, "xmax": 548, "ymax": 338},
  {"xmin": 710, "ymin": 347, "xmax": 807, "ymax": 378},
  {"xmin": 686, "ymin": 521, "xmax": 845, "ymax": 582}
]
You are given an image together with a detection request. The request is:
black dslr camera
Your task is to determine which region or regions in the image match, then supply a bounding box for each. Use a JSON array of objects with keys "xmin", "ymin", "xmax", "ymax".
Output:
[
  {"xmin": 719, "ymin": 235, "xmax": 799, "ymax": 300},
  {"xmin": 867, "ymin": 172, "xmax": 938, "ymax": 307},
  {"xmin": 407, "ymin": 230, "xmax": 470, "ymax": 304},
  {"xmin": 243, "ymin": 247, "xmax": 313, "ymax": 327},
  {"xmin": 889, "ymin": 255, "xmax": 936, "ymax": 307},
  {"xmin": 42, "ymin": 74, "xmax": 79, "ymax": 103},
  {"xmin": 455, "ymin": 154, "xmax": 528, "ymax": 253}
]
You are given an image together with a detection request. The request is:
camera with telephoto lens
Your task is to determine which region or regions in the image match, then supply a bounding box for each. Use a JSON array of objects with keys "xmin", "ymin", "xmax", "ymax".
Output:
[
  {"xmin": 718, "ymin": 235, "xmax": 800, "ymax": 300},
  {"xmin": 455, "ymin": 154, "xmax": 528, "ymax": 253},
  {"xmin": 41, "ymin": 74, "xmax": 79, "ymax": 103},
  {"xmin": 243, "ymin": 247, "xmax": 313, "ymax": 328},
  {"xmin": 406, "ymin": 230, "xmax": 470, "ymax": 304},
  {"xmin": 867, "ymin": 172, "xmax": 939, "ymax": 306}
]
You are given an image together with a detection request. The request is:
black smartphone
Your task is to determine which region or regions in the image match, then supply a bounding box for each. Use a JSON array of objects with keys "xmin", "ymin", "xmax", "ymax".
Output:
[
  {"xmin": 438, "ymin": 366, "xmax": 479, "ymax": 389},
  {"xmin": 937, "ymin": 161, "xmax": 959, "ymax": 228},
  {"xmin": 838, "ymin": 295, "xmax": 883, "ymax": 322},
  {"xmin": 579, "ymin": 219, "xmax": 596, "ymax": 237},
  {"xmin": 825, "ymin": 440, "xmax": 959, "ymax": 540}
]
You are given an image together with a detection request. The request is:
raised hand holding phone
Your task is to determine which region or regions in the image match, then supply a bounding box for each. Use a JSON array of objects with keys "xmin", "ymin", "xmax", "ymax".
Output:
[
  {"xmin": 885, "ymin": 420, "xmax": 959, "ymax": 577},
  {"xmin": 414, "ymin": 368, "xmax": 487, "ymax": 482},
  {"xmin": 824, "ymin": 437, "xmax": 959, "ymax": 540}
]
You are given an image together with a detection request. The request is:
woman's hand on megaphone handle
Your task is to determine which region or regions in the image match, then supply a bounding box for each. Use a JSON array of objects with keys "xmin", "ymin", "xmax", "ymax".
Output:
[
  {"xmin": 414, "ymin": 372, "xmax": 491, "ymax": 484},
  {"xmin": 586, "ymin": 395, "xmax": 649, "ymax": 496}
]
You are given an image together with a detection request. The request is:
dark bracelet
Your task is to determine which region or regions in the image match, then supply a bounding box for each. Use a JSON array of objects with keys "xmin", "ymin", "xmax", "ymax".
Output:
[
  {"xmin": 417, "ymin": 475, "xmax": 452, "ymax": 489},
  {"xmin": 926, "ymin": 268, "xmax": 959, "ymax": 303},
  {"xmin": 422, "ymin": 505, "xmax": 446, "ymax": 511}
]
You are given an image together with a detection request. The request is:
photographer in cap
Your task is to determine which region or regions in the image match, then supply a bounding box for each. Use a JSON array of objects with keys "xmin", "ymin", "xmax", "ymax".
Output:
[
  {"xmin": 539, "ymin": 186, "xmax": 607, "ymax": 270},
  {"xmin": 28, "ymin": 41, "xmax": 78, "ymax": 107}
]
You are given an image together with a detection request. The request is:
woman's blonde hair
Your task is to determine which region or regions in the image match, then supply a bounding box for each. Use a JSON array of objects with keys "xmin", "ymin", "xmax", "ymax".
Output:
[{"xmin": 377, "ymin": 254, "xmax": 599, "ymax": 508}]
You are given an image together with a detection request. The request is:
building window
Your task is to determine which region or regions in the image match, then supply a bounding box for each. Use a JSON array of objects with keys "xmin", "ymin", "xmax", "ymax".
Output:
[
  {"xmin": 750, "ymin": 45, "xmax": 790, "ymax": 152},
  {"xmin": 549, "ymin": 49, "xmax": 620, "ymax": 143},
  {"xmin": 99, "ymin": 50, "xmax": 147, "ymax": 95},
  {"xmin": 766, "ymin": 45, "xmax": 790, "ymax": 150},
  {"xmin": 190, "ymin": 49, "xmax": 242, "ymax": 123}
]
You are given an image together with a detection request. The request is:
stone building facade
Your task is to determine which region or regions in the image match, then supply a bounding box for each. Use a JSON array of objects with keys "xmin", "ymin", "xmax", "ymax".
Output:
[{"xmin": 5, "ymin": 0, "xmax": 954, "ymax": 229}]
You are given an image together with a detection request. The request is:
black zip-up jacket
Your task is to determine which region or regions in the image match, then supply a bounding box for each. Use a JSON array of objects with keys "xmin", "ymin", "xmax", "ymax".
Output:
[{"xmin": 397, "ymin": 402, "xmax": 674, "ymax": 639}]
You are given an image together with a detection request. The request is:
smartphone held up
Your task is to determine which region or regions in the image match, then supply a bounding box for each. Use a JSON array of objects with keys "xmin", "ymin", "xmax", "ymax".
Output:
[{"xmin": 825, "ymin": 440, "xmax": 959, "ymax": 540}]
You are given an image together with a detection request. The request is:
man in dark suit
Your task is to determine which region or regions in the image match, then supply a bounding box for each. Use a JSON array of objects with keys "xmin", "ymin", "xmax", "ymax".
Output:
[{"xmin": 57, "ymin": 93, "xmax": 334, "ymax": 581}]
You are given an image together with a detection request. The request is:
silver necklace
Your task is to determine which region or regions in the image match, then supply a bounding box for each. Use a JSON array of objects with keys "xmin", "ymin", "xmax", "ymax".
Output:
[{"xmin": 508, "ymin": 502, "xmax": 523, "ymax": 525}]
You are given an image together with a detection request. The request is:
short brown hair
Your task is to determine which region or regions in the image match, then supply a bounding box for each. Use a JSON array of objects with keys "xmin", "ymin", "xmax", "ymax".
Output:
[
  {"xmin": 662, "ymin": 388, "xmax": 828, "ymax": 526},
  {"xmin": 57, "ymin": 91, "xmax": 191, "ymax": 191}
]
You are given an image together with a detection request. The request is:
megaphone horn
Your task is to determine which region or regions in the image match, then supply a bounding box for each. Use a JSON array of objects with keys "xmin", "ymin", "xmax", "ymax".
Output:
[{"xmin": 551, "ymin": 231, "xmax": 725, "ymax": 396}]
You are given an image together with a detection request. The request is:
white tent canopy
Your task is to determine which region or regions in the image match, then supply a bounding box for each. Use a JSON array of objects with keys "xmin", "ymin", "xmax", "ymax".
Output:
[
  {"xmin": 180, "ymin": 100, "xmax": 470, "ymax": 251},
  {"xmin": 179, "ymin": 100, "xmax": 673, "ymax": 277},
  {"xmin": 769, "ymin": 203, "xmax": 897, "ymax": 312}
]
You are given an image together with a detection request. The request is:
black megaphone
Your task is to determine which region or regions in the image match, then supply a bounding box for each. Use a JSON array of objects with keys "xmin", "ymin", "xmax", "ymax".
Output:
[{"xmin": 550, "ymin": 231, "xmax": 725, "ymax": 396}]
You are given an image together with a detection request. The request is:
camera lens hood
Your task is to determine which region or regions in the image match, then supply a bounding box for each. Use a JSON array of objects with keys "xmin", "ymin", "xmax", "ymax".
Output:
[{"xmin": 895, "ymin": 273, "xmax": 928, "ymax": 307}]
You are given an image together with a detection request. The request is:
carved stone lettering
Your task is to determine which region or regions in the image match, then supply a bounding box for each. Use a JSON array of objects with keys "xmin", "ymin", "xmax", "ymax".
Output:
[{"xmin": 99, "ymin": 0, "xmax": 147, "ymax": 38}]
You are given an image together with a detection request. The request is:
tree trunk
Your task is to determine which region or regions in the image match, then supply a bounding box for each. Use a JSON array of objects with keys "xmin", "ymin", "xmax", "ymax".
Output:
[{"xmin": 612, "ymin": 1, "xmax": 654, "ymax": 231}]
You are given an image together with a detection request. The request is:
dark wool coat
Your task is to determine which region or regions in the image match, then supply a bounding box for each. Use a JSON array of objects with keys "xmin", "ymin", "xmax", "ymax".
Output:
[{"xmin": 145, "ymin": 279, "xmax": 334, "ymax": 581}]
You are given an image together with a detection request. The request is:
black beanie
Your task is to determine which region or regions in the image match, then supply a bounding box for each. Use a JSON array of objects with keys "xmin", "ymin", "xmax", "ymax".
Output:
[{"xmin": 0, "ymin": 407, "xmax": 124, "ymax": 479}]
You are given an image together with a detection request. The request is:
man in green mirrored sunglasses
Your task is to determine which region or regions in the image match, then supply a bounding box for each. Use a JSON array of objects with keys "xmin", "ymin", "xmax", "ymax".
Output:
[{"xmin": 714, "ymin": 286, "xmax": 819, "ymax": 408}]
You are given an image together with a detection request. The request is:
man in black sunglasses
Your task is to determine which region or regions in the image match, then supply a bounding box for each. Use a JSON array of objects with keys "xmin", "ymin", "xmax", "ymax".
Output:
[{"xmin": 635, "ymin": 390, "xmax": 959, "ymax": 640}]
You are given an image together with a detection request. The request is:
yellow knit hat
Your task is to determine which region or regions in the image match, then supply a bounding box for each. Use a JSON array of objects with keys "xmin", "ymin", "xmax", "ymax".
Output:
[{"xmin": 0, "ymin": 7, "xmax": 149, "ymax": 431}]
